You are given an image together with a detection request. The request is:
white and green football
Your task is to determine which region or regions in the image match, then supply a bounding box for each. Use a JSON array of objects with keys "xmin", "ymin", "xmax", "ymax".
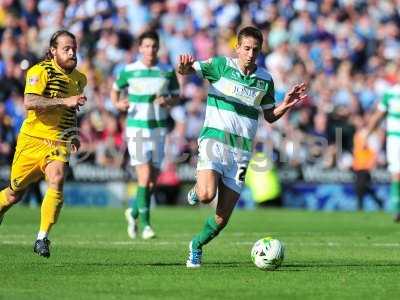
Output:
[{"xmin": 251, "ymin": 237, "xmax": 285, "ymax": 270}]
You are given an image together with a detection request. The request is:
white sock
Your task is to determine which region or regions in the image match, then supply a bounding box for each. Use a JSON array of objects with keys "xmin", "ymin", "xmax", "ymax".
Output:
[{"xmin": 37, "ymin": 231, "xmax": 48, "ymax": 240}]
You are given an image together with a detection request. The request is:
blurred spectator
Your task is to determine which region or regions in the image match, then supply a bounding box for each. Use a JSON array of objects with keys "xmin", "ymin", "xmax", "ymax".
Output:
[
  {"xmin": 1, "ymin": 0, "xmax": 400, "ymax": 176},
  {"xmin": 4, "ymin": 91, "xmax": 25, "ymax": 136},
  {"xmin": 352, "ymin": 116, "xmax": 383, "ymax": 210},
  {"xmin": 0, "ymin": 102, "xmax": 14, "ymax": 165},
  {"xmin": 96, "ymin": 112, "xmax": 125, "ymax": 168}
]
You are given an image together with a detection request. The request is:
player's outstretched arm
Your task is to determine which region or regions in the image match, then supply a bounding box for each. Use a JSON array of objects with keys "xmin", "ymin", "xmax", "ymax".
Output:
[
  {"xmin": 177, "ymin": 54, "xmax": 196, "ymax": 75},
  {"xmin": 263, "ymin": 83, "xmax": 307, "ymax": 123},
  {"xmin": 24, "ymin": 93, "xmax": 86, "ymax": 111}
]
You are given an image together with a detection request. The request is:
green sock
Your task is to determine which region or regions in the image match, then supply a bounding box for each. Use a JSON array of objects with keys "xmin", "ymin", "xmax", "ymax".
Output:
[
  {"xmin": 135, "ymin": 186, "xmax": 151, "ymax": 227},
  {"xmin": 192, "ymin": 216, "xmax": 222, "ymax": 249},
  {"xmin": 390, "ymin": 181, "xmax": 400, "ymax": 213},
  {"xmin": 131, "ymin": 199, "xmax": 139, "ymax": 219}
]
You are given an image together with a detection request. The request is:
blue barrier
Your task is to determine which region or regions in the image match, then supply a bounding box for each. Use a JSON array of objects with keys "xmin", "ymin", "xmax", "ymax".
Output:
[
  {"xmin": 17, "ymin": 181, "xmax": 391, "ymax": 211},
  {"xmin": 282, "ymin": 183, "xmax": 389, "ymax": 211},
  {"xmin": 238, "ymin": 183, "xmax": 390, "ymax": 211}
]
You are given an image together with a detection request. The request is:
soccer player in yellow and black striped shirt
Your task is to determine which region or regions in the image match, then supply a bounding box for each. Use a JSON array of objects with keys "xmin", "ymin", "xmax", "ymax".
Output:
[{"xmin": 0, "ymin": 30, "xmax": 87, "ymax": 258}]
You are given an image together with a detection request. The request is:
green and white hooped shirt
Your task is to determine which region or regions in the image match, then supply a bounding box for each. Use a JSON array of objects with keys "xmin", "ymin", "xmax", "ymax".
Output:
[
  {"xmin": 113, "ymin": 60, "xmax": 179, "ymax": 138},
  {"xmin": 378, "ymin": 84, "xmax": 400, "ymax": 138},
  {"xmin": 193, "ymin": 56, "xmax": 275, "ymax": 155}
]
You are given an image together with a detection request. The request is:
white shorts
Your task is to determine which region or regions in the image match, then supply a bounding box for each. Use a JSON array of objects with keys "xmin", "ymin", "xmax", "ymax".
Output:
[
  {"xmin": 387, "ymin": 136, "xmax": 400, "ymax": 173},
  {"xmin": 127, "ymin": 136, "xmax": 165, "ymax": 169},
  {"xmin": 197, "ymin": 139, "xmax": 251, "ymax": 194}
]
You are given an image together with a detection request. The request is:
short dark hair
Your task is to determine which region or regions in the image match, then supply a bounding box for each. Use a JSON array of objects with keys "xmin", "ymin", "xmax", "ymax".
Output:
[
  {"xmin": 237, "ymin": 26, "xmax": 263, "ymax": 47},
  {"xmin": 138, "ymin": 31, "xmax": 159, "ymax": 46},
  {"xmin": 45, "ymin": 30, "xmax": 76, "ymax": 60}
]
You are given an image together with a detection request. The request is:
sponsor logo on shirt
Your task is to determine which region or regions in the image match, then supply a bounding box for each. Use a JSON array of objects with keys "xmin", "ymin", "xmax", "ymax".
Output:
[{"xmin": 233, "ymin": 85, "xmax": 257, "ymax": 99}]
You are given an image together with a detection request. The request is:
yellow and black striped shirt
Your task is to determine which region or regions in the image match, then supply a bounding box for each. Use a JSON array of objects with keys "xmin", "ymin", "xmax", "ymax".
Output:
[{"xmin": 21, "ymin": 59, "xmax": 87, "ymax": 141}]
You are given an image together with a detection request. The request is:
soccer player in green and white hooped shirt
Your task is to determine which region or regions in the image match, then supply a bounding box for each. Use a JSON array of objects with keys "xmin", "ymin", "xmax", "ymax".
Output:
[
  {"xmin": 178, "ymin": 26, "xmax": 307, "ymax": 268},
  {"xmin": 366, "ymin": 83, "xmax": 400, "ymax": 222},
  {"xmin": 111, "ymin": 31, "xmax": 180, "ymax": 239}
]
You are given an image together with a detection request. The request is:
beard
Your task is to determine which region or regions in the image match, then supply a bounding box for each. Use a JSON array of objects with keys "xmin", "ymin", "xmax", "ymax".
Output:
[{"xmin": 55, "ymin": 56, "xmax": 77, "ymax": 72}]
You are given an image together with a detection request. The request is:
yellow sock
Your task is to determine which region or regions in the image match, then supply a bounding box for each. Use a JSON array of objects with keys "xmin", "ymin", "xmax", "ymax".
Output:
[
  {"xmin": 0, "ymin": 189, "xmax": 13, "ymax": 217},
  {"xmin": 39, "ymin": 188, "xmax": 63, "ymax": 234}
]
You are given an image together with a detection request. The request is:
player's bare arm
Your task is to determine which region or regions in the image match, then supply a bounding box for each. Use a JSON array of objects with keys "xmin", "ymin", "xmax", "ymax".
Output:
[
  {"xmin": 263, "ymin": 83, "xmax": 307, "ymax": 123},
  {"xmin": 110, "ymin": 89, "xmax": 129, "ymax": 112},
  {"xmin": 24, "ymin": 93, "xmax": 86, "ymax": 110},
  {"xmin": 177, "ymin": 54, "xmax": 196, "ymax": 75},
  {"xmin": 365, "ymin": 109, "xmax": 386, "ymax": 138}
]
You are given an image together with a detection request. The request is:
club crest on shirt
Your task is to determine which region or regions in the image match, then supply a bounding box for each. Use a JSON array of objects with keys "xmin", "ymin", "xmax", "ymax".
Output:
[
  {"xmin": 256, "ymin": 79, "xmax": 265, "ymax": 89},
  {"xmin": 28, "ymin": 75, "xmax": 39, "ymax": 86},
  {"xmin": 13, "ymin": 178, "xmax": 20, "ymax": 189}
]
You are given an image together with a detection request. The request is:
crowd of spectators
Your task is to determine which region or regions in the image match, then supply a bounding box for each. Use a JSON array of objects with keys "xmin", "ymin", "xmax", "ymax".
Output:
[{"xmin": 0, "ymin": 0, "xmax": 399, "ymax": 175}]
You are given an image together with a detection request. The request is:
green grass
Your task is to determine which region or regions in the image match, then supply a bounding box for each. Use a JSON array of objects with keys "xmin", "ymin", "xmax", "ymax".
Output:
[{"xmin": 1, "ymin": 206, "xmax": 400, "ymax": 300}]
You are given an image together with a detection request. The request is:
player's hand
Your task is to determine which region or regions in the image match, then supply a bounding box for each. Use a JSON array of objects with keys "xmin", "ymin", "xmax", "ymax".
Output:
[
  {"xmin": 178, "ymin": 54, "xmax": 195, "ymax": 74},
  {"xmin": 154, "ymin": 95, "xmax": 171, "ymax": 108},
  {"xmin": 282, "ymin": 83, "xmax": 307, "ymax": 109},
  {"xmin": 64, "ymin": 94, "xmax": 87, "ymax": 110},
  {"xmin": 116, "ymin": 98, "xmax": 130, "ymax": 112}
]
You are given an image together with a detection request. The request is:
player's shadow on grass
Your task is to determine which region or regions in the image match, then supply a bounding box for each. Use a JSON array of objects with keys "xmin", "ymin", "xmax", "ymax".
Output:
[
  {"xmin": 77, "ymin": 261, "xmax": 252, "ymax": 268},
  {"xmin": 284, "ymin": 262, "xmax": 400, "ymax": 269},
  {"xmin": 67, "ymin": 261, "xmax": 400, "ymax": 269},
  {"xmin": 135, "ymin": 261, "xmax": 252, "ymax": 267}
]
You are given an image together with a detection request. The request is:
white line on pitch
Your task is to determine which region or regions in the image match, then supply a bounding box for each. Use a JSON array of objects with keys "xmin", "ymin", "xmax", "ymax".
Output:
[{"xmin": 2, "ymin": 240, "xmax": 400, "ymax": 248}]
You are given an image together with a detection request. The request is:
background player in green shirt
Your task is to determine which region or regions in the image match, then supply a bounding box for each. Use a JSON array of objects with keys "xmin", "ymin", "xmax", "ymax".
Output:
[
  {"xmin": 111, "ymin": 31, "xmax": 180, "ymax": 239},
  {"xmin": 366, "ymin": 84, "xmax": 400, "ymax": 222}
]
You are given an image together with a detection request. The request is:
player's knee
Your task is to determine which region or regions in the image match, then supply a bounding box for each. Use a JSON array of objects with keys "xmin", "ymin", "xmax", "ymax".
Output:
[
  {"xmin": 137, "ymin": 175, "xmax": 152, "ymax": 187},
  {"xmin": 215, "ymin": 215, "xmax": 228, "ymax": 228},
  {"xmin": 47, "ymin": 173, "xmax": 65, "ymax": 188},
  {"xmin": 7, "ymin": 189, "xmax": 23, "ymax": 204},
  {"xmin": 138, "ymin": 179, "xmax": 154, "ymax": 189},
  {"xmin": 197, "ymin": 188, "xmax": 216, "ymax": 204}
]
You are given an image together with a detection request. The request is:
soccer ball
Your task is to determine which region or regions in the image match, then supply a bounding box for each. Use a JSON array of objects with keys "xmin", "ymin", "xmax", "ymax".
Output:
[{"xmin": 251, "ymin": 237, "xmax": 285, "ymax": 270}]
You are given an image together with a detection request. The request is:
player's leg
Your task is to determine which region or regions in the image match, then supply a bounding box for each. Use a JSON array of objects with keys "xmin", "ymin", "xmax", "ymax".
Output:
[
  {"xmin": 186, "ymin": 169, "xmax": 220, "ymax": 268},
  {"xmin": 187, "ymin": 140, "xmax": 222, "ymax": 205},
  {"xmin": 363, "ymin": 171, "xmax": 384, "ymax": 209},
  {"xmin": 187, "ymin": 177, "xmax": 240, "ymax": 268},
  {"xmin": 40, "ymin": 160, "xmax": 66, "ymax": 237},
  {"xmin": 192, "ymin": 178, "xmax": 239, "ymax": 248},
  {"xmin": 0, "ymin": 187, "xmax": 24, "ymax": 224},
  {"xmin": 1, "ymin": 133, "xmax": 42, "ymax": 223},
  {"xmin": 125, "ymin": 137, "xmax": 150, "ymax": 238},
  {"xmin": 191, "ymin": 169, "xmax": 220, "ymax": 204},
  {"xmin": 33, "ymin": 154, "xmax": 69, "ymax": 258},
  {"xmin": 126, "ymin": 136, "xmax": 163, "ymax": 239},
  {"xmin": 386, "ymin": 136, "xmax": 400, "ymax": 221},
  {"xmin": 391, "ymin": 172, "xmax": 400, "ymax": 222},
  {"xmin": 354, "ymin": 171, "xmax": 364, "ymax": 211},
  {"xmin": 135, "ymin": 163, "xmax": 160, "ymax": 239}
]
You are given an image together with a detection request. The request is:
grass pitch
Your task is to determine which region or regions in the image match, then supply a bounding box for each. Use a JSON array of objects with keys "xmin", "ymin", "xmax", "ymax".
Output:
[{"xmin": 1, "ymin": 206, "xmax": 400, "ymax": 299}]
